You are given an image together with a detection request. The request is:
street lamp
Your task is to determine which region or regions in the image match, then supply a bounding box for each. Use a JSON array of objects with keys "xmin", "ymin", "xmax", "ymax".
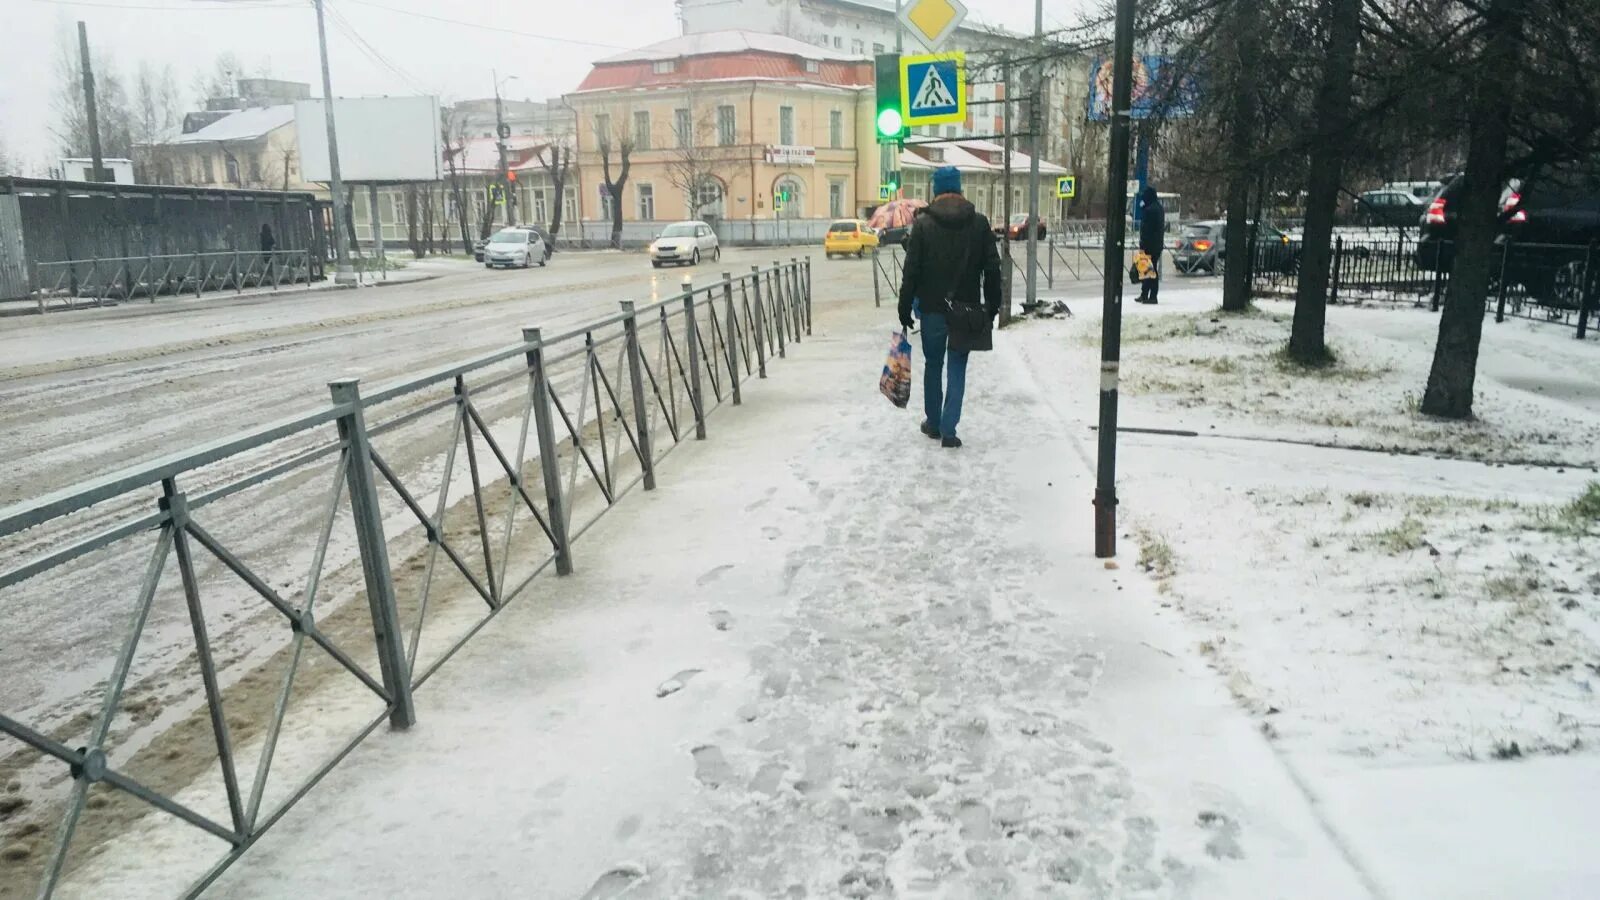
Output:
[{"xmin": 493, "ymin": 71, "xmax": 519, "ymax": 226}]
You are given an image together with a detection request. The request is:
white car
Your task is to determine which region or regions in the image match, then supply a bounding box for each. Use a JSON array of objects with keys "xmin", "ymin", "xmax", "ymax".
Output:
[
  {"xmin": 649, "ymin": 221, "xmax": 720, "ymax": 268},
  {"xmin": 483, "ymin": 227, "xmax": 547, "ymax": 269}
]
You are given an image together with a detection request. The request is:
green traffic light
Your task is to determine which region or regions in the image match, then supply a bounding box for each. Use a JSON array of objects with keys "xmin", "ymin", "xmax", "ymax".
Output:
[{"xmin": 877, "ymin": 108, "xmax": 903, "ymax": 138}]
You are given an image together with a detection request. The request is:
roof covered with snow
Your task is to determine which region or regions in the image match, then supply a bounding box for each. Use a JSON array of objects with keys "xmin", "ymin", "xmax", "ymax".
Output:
[
  {"xmin": 171, "ymin": 105, "xmax": 296, "ymax": 144},
  {"xmin": 595, "ymin": 30, "xmax": 860, "ymax": 64}
]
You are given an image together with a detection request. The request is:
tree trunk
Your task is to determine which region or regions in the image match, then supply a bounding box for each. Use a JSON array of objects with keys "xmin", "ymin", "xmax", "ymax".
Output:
[
  {"xmin": 1288, "ymin": 0, "xmax": 1362, "ymax": 363},
  {"xmin": 343, "ymin": 186, "xmax": 362, "ymax": 260},
  {"xmin": 405, "ymin": 184, "xmax": 422, "ymax": 258},
  {"xmin": 1420, "ymin": 0, "xmax": 1521, "ymax": 418},
  {"xmin": 609, "ymin": 184, "xmax": 625, "ymax": 249},
  {"xmin": 1220, "ymin": 0, "xmax": 1259, "ymax": 312}
]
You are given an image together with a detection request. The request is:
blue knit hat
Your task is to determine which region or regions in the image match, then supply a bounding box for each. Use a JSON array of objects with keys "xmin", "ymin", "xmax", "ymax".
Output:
[{"xmin": 932, "ymin": 165, "xmax": 962, "ymax": 196}]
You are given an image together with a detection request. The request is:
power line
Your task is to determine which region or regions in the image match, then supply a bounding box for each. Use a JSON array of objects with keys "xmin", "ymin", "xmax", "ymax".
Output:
[
  {"xmin": 29, "ymin": 0, "xmax": 299, "ymax": 10},
  {"xmin": 338, "ymin": 0, "xmax": 634, "ymax": 51},
  {"xmin": 323, "ymin": 1, "xmax": 434, "ymax": 95}
]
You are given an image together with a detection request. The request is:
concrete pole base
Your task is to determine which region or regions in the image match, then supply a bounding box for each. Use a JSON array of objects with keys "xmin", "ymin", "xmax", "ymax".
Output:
[{"xmin": 333, "ymin": 266, "xmax": 359, "ymax": 287}]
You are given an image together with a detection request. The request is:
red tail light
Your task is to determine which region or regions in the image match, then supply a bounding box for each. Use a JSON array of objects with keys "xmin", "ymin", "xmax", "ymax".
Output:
[
  {"xmin": 1192, "ymin": 239, "xmax": 1214, "ymax": 252},
  {"xmin": 1425, "ymin": 196, "xmax": 1447, "ymax": 225},
  {"xmin": 1503, "ymin": 192, "xmax": 1527, "ymax": 223}
]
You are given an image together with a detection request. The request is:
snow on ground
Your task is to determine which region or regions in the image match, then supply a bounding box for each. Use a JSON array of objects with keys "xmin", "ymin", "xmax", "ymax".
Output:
[
  {"xmin": 65, "ymin": 286, "xmax": 1377, "ymax": 898},
  {"xmin": 1014, "ymin": 282, "xmax": 1600, "ymax": 895}
]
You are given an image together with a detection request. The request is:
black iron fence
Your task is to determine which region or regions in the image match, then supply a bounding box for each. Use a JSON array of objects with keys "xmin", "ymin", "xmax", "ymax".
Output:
[
  {"xmin": 0, "ymin": 259, "xmax": 811, "ymax": 898},
  {"xmin": 1250, "ymin": 234, "xmax": 1599, "ymax": 338},
  {"xmin": 30, "ymin": 250, "xmax": 319, "ymax": 313}
]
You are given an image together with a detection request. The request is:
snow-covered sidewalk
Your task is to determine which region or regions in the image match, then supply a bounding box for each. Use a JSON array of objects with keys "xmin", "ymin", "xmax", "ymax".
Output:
[{"xmin": 118, "ymin": 296, "xmax": 1377, "ymax": 898}]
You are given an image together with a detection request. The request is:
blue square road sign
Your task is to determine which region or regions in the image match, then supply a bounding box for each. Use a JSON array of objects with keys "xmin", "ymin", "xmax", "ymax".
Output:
[{"xmin": 900, "ymin": 53, "xmax": 966, "ymax": 127}]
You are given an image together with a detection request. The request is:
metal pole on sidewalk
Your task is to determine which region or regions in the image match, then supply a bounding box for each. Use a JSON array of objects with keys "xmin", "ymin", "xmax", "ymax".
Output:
[
  {"xmin": 620, "ymin": 301, "xmax": 657, "ymax": 488},
  {"xmin": 1094, "ymin": 0, "xmax": 1138, "ymax": 560},
  {"xmin": 1024, "ymin": 0, "xmax": 1043, "ymax": 312},
  {"xmin": 1001, "ymin": 57, "xmax": 1014, "ymax": 327},
  {"xmin": 314, "ymin": 0, "xmax": 356, "ymax": 286},
  {"xmin": 682, "ymin": 276, "xmax": 706, "ymax": 440},
  {"xmin": 78, "ymin": 22, "xmax": 106, "ymax": 182}
]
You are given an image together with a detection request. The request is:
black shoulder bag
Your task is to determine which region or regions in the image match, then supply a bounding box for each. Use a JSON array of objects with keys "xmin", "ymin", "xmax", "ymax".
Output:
[{"xmin": 944, "ymin": 226, "xmax": 993, "ymax": 353}]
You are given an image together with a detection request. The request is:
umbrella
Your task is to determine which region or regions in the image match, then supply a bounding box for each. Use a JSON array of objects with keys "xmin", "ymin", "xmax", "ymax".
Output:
[{"xmin": 868, "ymin": 198, "xmax": 927, "ymax": 231}]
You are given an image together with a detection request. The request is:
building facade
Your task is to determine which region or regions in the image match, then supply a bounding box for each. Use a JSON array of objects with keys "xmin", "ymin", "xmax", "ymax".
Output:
[{"xmin": 565, "ymin": 31, "xmax": 879, "ymax": 243}]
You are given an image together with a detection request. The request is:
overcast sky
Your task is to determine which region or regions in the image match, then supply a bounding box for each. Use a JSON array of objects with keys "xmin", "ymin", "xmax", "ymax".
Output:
[{"xmin": 2, "ymin": 0, "xmax": 1086, "ymax": 172}]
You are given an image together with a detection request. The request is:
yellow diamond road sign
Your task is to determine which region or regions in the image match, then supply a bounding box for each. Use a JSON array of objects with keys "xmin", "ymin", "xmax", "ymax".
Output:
[{"xmin": 898, "ymin": 0, "xmax": 968, "ymax": 53}]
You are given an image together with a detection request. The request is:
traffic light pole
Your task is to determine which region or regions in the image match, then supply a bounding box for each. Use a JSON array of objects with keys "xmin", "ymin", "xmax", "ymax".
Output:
[
  {"xmin": 1000, "ymin": 57, "xmax": 1013, "ymax": 327},
  {"xmin": 494, "ymin": 70, "xmax": 514, "ymax": 226},
  {"xmin": 1094, "ymin": 0, "xmax": 1138, "ymax": 559},
  {"xmin": 314, "ymin": 0, "xmax": 356, "ymax": 286}
]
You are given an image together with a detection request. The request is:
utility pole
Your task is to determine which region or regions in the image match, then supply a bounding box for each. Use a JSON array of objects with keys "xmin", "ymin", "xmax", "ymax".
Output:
[
  {"xmin": 1023, "ymin": 0, "xmax": 1044, "ymax": 313},
  {"xmin": 493, "ymin": 70, "xmax": 515, "ymax": 226},
  {"xmin": 313, "ymin": 0, "xmax": 356, "ymax": 285},
  {"xmin": 1094, "ymin": 0, "xmax": 1137, "ymax": 558},
  {"xmin": 1000, "ymin": 57, "xmax": 1014, "ymax": 327},
  {"xmin": 77, "ymin": 22, "xmax": 105, "ymax": 182}
]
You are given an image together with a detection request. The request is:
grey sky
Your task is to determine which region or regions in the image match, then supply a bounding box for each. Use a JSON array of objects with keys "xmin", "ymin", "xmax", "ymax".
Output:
[{"xmin": 2, "ymin": 0, "xmax": 1084, "ymax": 172}]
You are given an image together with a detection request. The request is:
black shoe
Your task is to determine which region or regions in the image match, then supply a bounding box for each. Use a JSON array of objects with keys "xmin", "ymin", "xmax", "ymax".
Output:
[
  {"xmin": 920, "ymin": 420, "xmax": 941, "ymax": 440},
  {"xmin": 941, "ymin": 436, "xmax": 963, "ymax": 449}
]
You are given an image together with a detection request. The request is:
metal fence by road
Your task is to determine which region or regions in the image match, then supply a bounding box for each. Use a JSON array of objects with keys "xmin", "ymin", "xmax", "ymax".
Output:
[
  {"xmin": 869, "ymin": 234, "xmax": 1112, "ymax": 307},
  {"xmin": 29, "ymin": 250, "xmax": 319, "ymax": 313},
  {"xmin": 1249, "ymin": 236, "xmax": 1598, "ymax": 339},
  {"xmin": 0, "ymin": 258, "xmax": 812, "ymax": 898}
]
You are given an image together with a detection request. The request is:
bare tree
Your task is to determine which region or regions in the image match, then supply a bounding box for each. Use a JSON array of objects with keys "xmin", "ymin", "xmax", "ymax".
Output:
[
  {"xmin": 51, "ymin": 24, "xmax": 134, "ymax": 160},
  {"xmin": 534, "ymin": 143, "xmax": 573, "ymax": 236},
  {"xmin": 662, "ymin": 105, "xmax": 738, "ymax": 220},
  {"xmin": 441, "ymin": 113, "xmax": 474, "ymax": 254},
  {"xmin": 131, "ymin": 61, "xmax": 182, "ymax": 182},
  {"xmin": 595, "ymin": 116, "xmax": 634, "ymax": 249},
  {"xmin": 192, "ymin": 52, "xmax": 243, "ymax": 104}
]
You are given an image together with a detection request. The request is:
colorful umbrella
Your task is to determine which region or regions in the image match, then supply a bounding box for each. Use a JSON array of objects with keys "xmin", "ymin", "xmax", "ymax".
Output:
[{"xmin": 868, "ymin": 198, "xmax": 927, "ymax": 231}]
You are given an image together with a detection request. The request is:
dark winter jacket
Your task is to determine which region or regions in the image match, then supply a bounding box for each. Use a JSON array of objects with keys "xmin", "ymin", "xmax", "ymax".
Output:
[
  {"xmin": 259, "ymin": 224, "xmax": 277, "ymax": 254},
  {"xmin": 897, "ymin": 194, "xmax": 1003, "ymax": 324},
  {"xmin": 1137, "ymin": 187, "xmax": 1165, "ymax": 256}
]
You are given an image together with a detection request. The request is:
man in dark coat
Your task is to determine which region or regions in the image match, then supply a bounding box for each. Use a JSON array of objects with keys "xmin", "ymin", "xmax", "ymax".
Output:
[
  {"xmin": 897, "ymin": 166, "xmax": 1003, "ymax": 449},
  {"xmin": 1136, "ymin": 186, "xmax": 1165, "ymax": 304}
]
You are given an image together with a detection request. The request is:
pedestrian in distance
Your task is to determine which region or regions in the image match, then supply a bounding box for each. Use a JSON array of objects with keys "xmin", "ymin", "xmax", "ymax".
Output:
[
  {"xmin": 897, "ymin": 166, "xmax": 1003, "ymax": 449},
  {"xmin": 260, "ymin": 223, "xmax": 277, "ymax": 281},
  {"xmin": 1135, "ymin": 186, "xmax": 1165, "ymax": 304}
]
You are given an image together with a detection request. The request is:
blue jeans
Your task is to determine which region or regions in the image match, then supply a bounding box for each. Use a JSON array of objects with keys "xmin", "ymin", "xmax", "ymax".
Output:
[{"xmin": 917, "ymin": 310, "xmax": 969, "ymax": 439}]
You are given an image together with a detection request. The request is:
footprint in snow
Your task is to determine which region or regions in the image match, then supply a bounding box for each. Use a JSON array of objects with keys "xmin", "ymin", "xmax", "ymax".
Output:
[
  {"xmin": 696, "ymin": 565, "xmax": 733, "ymax": 586},
  {"xmin": 1198, "ymin": 810, "xmax": 1245, "ymax": 860},
  {"xmin": 708, "ymin": 609, "xmax": 734, "ymax": 631},
  {"xmin": 579, "ymin": 864, "xmax": 645, "ymax": 899},
  {"xmin": 655, "ymin": 669, "xmax": 701, "ymax": 698},
  {"xmin": 692, "ymin": 745, "xmax": 734, "ymax": 788}
]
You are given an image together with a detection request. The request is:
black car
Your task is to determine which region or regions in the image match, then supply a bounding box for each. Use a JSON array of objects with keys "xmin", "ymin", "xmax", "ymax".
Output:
[
  {"xmin": 877, "ymin": 225, "xmax": 910, "ymax": 246},
  {"xmin": 1355, "ymin": 190, "xmax": 1426, "ymax": 228},
  {"xmin": 1416, "ymin": 169, "xmax": 1600, "ymax": 307},
  {"xmin": 1173, "ymin": 220, "xmax": 1301, "ymax": 276}
]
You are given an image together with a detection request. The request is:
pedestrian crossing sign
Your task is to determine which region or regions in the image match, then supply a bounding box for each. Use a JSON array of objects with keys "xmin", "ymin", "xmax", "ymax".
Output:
[
  {"xmin": 900, "ymin": 52, "xmax": 966, "ymax": 127},
  {"xmin": 1056, "ymin": 175, "xmax": 1077, "ymax": 199}
]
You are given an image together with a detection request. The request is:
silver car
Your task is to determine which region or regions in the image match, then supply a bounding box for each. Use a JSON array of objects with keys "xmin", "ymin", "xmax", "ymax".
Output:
[
  {"xmin": 649, "ymin": 221, "xmax": 721, "ymax": 268},
  {"xmin": 483, "ymin": 227, "xmax": 547, "ymax": 269}
]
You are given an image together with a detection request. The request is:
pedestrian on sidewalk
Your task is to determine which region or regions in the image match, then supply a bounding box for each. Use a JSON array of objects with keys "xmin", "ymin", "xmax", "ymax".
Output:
[
  {"xmin": 1135, "ymin": 186, "xmax": 1165, "ymax": 304},
  {"xmin": 897, "ymin": 165, "xmax": 1003, "ymax": 449},
  {"xmin": 260, "ymin": 223, "xmax": 277, "ymax": 281}
]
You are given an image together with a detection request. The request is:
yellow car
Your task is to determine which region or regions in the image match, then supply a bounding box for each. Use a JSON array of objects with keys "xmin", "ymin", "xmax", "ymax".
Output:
[{"xmin": 823, "ymin": 219, "xmax": 880, "ymax": 258}]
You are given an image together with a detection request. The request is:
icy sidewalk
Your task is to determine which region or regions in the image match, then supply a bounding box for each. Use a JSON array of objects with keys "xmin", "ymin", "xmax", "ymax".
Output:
[{"xmin": 190, "ymin": 299, "xmax": 1370, "ymax": 899}]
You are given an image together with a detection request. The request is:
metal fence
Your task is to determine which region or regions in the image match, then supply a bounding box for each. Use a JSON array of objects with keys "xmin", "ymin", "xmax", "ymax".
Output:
[
  {"xmin": 1249, "ymin": 235, "xmax": 1598, "ymax": 338},
  {"xmin": 869, "ymin": 235, "xmax": 1117, "ymax": 305},
  {"xmin": 0, "ymin": 259, "xmax": 811, "ymax": 898},
  {"xmin": 29, "ymin": 250, "xmax": 318, "ymax": 313}
]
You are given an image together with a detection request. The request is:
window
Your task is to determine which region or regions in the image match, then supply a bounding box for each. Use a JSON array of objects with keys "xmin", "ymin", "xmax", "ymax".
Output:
[
  {"xmin": 224, "ymin": 156, "xmax": 239, "ymax": 185},
  {"xmin": 533, "ymin": 189, "xmax": 548, "ymax": 224},
  {"xmin": 600, "ymin": 188, "xmax": 613, "ymax": 221},
  {"xmin": 832, "ymin": 36, "xmax": 842, "ymax": 48},
  {"xmin": 563, "ymin": 188, "xmax": 577, "ymax": 223},
  {"xmin": 775, "ymin": 177, "xmax": 803, "ymax": 218},
  {"xmin": 717, "ymin": 105, "xmax": 736, "ymax": 146},
  {"xmin": 926, "ymin": 148, "xmax": 945, "ymax": 163},
  {"xmin": 696, "ymin": 179, "xmax": 725, "ymax": 217},
  {"xmin": 638, "ymin": 183, "xmax": 655, "ymax": 220},
  {"xmin": 674, "ymin": 108, "xmax": 692, "ymax": 148},
  {"xmin": 829, "ymin": 180, "xmax": 845, "ymax": 218},
  {"xmin": 829, "ymin": 110, "xmax": 843, "ymax": 149},
  {"xmin": 594, "ymin": 113, "xmax": 611, "ymax": 149},
  {"xmin": 249, "ymin": 154, "xmax": 263, "ymax": 183},
  {"xmin": 633, "ymin": 111, "xmax": 651, "ymax": 150},
  {"xmin": 201, "ymin": 155, "xmax": 214, "ymax": 183},
  {"xmin": 872, "ymin": 42, "xmax": 884, "ymax": 54},
  {"xmin": 851, "ymin": 38, "xmax": 864, "ymax": 55},
  {"xmin": 652, "ymin": 59, "xmax": 676, "ymax": 74},
  {"xmin": 944, "ymin": 125, "xmax": 957, "ymax": 139},
  {"xmin": 779, "ymin": 106, "xmax": 795, "ymax": 145}
]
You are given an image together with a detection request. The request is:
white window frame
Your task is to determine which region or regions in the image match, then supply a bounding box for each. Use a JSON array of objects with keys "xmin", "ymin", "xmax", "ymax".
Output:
[{"xmin": 637, "ymin": 183, "xmax": 655, "ymax": 220}]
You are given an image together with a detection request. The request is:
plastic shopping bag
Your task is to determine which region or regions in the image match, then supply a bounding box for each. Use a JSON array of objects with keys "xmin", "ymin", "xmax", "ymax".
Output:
[
  {"xmin": 879, "ymin": 330, "xmax": 913, "ymax": 408},
  {"xmin": 1133, "ymin": 250, "xmax": 1157, "ymax": 281}
]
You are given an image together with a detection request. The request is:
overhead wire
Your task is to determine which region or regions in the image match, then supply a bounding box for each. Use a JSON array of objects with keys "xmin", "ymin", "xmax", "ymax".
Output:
[
  {"xmin": 321, "ymin": 0, "xmax": 434, "ymax": 95},
  {"xmin": 337, "ymin": 0, "xmax": 635, "ymax": 52}
]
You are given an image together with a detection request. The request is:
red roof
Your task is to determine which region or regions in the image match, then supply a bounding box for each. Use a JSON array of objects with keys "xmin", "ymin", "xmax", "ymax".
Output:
[{"xmin": 577, "ymin": 49, "xmax": 870, "ymax": 94}]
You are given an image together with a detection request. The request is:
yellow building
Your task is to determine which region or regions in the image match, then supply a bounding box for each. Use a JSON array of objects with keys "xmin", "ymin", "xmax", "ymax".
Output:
[{"xmin": 565, "ymin": 31, "xmax": 880, "ymax": 244}]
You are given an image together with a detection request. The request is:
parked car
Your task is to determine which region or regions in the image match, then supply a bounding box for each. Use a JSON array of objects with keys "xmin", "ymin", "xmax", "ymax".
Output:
[
  {"xmin": 996, "ymin": 213, "xmax": 1047, "ymax": 241},
  {"xmin": 1416, "ymin": 169, "xmax": 1600, "ymax": 307},
  {"xmin": 823, "ymin": 219, "xmax": 880, "ymax": 258},
  {"xmin": 1382, "ymin": 180, "xmax": 1447, "ymax": 202},
  {"xmin": 1173, "ymin": 220, "xmax": 1301, "ymax": 276},
  {"xmin": 483, "ymin": 227, "xmax": 547, "ymax": 269},
  {"xmin": 649, "ymin": 221, "xmax": 721, "ymax": 268},
  {"xmin": 473, "ymin": 238, "xmax": 488, "ymax": 262},
  {"xmin": 1356, "ymin": 189, "xmax": 1426, "ymax": 228},
  {"xmin": 522, "ymin": 224, "xmax": 555, "ymax": 262}
]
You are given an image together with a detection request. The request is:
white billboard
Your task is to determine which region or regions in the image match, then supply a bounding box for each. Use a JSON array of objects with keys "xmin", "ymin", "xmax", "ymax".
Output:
[{"xmin": 296, "ymin": 96, "xmax": 442, "ymax": 183}]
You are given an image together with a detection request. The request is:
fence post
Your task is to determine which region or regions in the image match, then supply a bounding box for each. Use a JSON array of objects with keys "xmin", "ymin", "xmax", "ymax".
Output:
[
  {"xmin": 872, "ymin": 247, "xmax": 882, "ymax": 308},
  {"xmin": 1048, "ymin": 236, "xmax": 1055, "ymax": 289},
  {"xmin": 770, "ymin": 266, "xmax": 787, "ymax": 358},
  {"xmin": 619, "ymin": 302, "xmax": 657, "ymax": 489},
  {"xmin": 1576, "ymin": 242, "xmax": 1594, "ymax": 340},
  {"xmin": 327, "ymin": 378, "xmax": 416, "ymax": 729},
  {"xmin": 523, "ymin": 327, "xmax": 574, "ymax": 574},
  {"xmin": 722, "ymin": 272, "xmax": 742, "ymax": 406},
  {"xmin": 682, "ymin": 276, "xmax": 707, "ymax": 440},
  {"xmin": 749, "ymin": 265, "xmax": 769, "ymax": 379},
  {"xmin": 1330, "ymin": 236, "xmax": 1343, "ymax": 304},
  {"xmin": 193, "ymin": 252, "xmax": 203, "ymax": 297},
  {"xmin": 1431, "ymin": 241, "xmax": 1445, "ymax": 312},
  {"xmin": 803, "ymin": 256, "xmax": 813, "ymax": 335},
  {"xmin": 144, "ymin": 255, "xmax": 154, "ymax": 302},
  {"xmin": 1494, "ymin": 238, "xmax": 1512, "ymax": 323}
]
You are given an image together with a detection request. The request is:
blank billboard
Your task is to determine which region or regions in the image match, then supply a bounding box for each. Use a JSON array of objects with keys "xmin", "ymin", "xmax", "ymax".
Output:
[{"xmin": 296, "ymin": 96, "xmax": 442, "ymax": 183}]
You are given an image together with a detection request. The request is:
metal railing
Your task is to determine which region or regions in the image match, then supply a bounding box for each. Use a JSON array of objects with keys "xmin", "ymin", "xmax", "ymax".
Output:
[
  {"xmin": 0, "ymin": 258, "xmax": 811, "ymax": 898},
  {"xmin": 1249, "ymin": 235, "xmax": 1598, "ymax": 338},
  {"xmin": 870, "ymin": 235, "xmax": 1117, "ymax": 306},
  {"xmin": 30, "ymin": 250, "xmax": 318, "ymax": 313}
]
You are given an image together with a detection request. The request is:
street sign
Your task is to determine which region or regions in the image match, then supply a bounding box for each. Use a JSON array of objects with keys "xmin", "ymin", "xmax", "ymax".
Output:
[
  {"xmin": 900, "ymin": 53, "xmax": 966, "ymax": 127},
  {"xmin": 879, "ymin": 184, "xmax": 894, "ymax": 201},
  {"xmin": 1056, "ymin": 175, "xmax": 1077, "ymax": 199},
  {"xmin": 897, "ymin": 0, "xmax": 968, "ymax": 53}
]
